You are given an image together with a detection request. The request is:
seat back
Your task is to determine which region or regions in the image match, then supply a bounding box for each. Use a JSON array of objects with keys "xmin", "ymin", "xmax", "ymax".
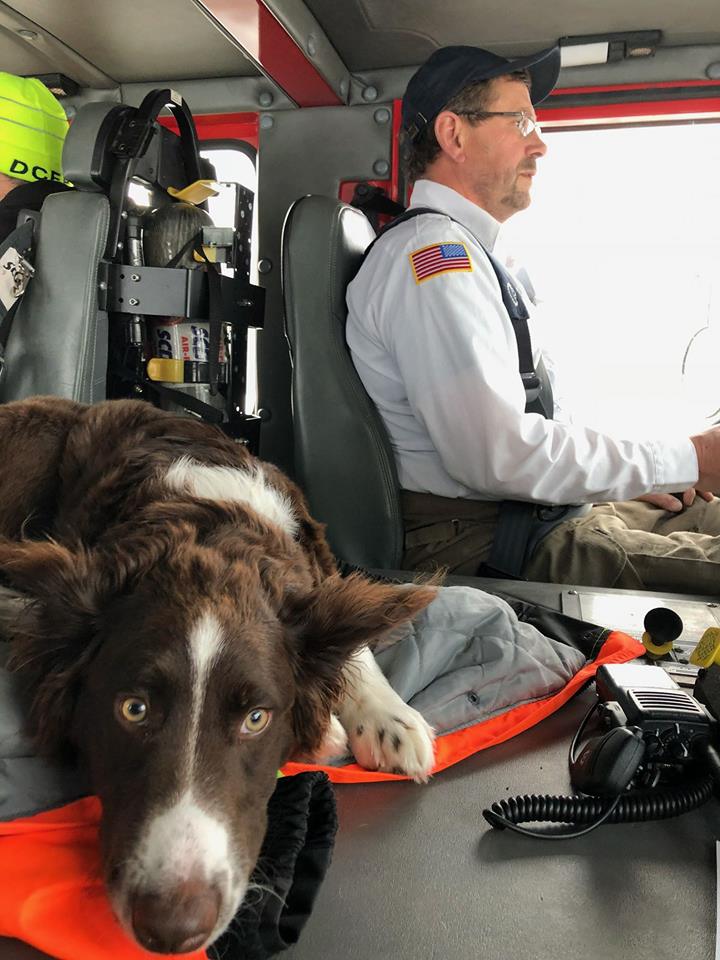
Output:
[
  {"xmin": 0, "ymin": 101, "xmax": 116, "ymax": 404},
  {"xmin": 0, "ymin": 192, "xmax": 109, "ymax": 403},
  {"xmin": 282, "ymin": 195, "xmax": 404, "ymax": 569}
]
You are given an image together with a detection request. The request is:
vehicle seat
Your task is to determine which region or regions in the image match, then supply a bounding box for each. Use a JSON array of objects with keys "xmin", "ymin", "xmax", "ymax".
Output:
[
  {"xmin": 282, "ymin": 194, "xmax": 404, "ymax": 569},
  {"xmin": 0, "ymin": 102, "xmax": 115, "ymax": 404}
]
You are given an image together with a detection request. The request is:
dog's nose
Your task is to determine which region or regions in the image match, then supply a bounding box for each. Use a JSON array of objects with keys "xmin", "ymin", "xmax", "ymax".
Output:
[{"xmin": 131, "ymin": 881, "xmax": 221, "ymax": 954}]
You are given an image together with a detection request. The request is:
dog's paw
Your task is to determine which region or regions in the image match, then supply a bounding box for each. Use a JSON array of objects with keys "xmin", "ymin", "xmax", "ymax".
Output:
[
  {"xmin": 312, "ymin": 714, "xmax": 349, "ymax": 762},
  {"xmin": 344, "ymin": 700, "xmax": 435, "ymax": 783}
]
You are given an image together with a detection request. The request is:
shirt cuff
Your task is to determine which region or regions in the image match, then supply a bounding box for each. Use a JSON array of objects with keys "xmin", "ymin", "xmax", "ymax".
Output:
[{"xmin": 649, "ymin": 437, "xmax": 699, "ymax": 492}]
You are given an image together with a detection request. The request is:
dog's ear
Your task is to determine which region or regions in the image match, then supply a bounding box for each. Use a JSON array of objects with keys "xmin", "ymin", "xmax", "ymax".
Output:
[
  {"xmin": 286, "ymin": 573, "xmax": 436, "ymax": 756},
  {"xmin": 0, "ymin": 538, "xmax": 106, "ymax": 756}
]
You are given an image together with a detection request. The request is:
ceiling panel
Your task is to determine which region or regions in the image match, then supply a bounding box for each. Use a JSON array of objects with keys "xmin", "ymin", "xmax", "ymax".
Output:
[
  {"xmin": 0, "ymin": 22, "xmax": 60, "ymax": 75},
  {"xmin": 305, "ymin": 0, "xmax": 720, "ymax": 71},
  {"xmin": 4, "ymin": 0, "xmax": 261, "ymax": 82}
]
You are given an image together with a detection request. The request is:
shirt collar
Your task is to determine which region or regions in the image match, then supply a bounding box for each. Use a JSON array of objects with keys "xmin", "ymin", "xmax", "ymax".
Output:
[{"xmin": 409, "ymin": 180, "xmax": 502, "ymax": 253}]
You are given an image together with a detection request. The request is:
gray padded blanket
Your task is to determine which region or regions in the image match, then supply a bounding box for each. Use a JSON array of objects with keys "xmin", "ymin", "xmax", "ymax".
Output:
[{"xmin": 376, "ymin": 586, "xmax": 587, "ymax": 735}]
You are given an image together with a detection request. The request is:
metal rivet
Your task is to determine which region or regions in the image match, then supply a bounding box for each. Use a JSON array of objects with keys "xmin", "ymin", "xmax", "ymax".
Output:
[
  {"xmin": 130, "ymin": 273, "xmax": 141, "ymax": 281},
  {"xmin": 706, "ymin": 61, "xmax": 720, "ymax": 80},
  {"xmin": 17, "ymin": 29, "xmax": 38, "ymax": 39},
  {"xmin": 362, "ymin": 85, "xmax": 378, "ymax": 102},
  {"xmin": 373, "ymin": 159, "xmax": 389, "ymax": 176},
  {"xmin": 258, "ymin": 90, "xmax": 274, "ymax": 107},
  {"xmin": 260, "ymin": 114, "xmax": 274, "ymax": 130},
  {"xmin": 307, "ymin": 34, "xmax": 317, "ymax": 57},
  {"xmin": 258, "ymin": 407, "xmax": 272, "ymax": 422},
  {"xmin": 258, "ymin": 259, "xmax": 272, "ymax": 274},
  {"xmin": 98, "ymin": 281, "xmax": 107, "ymax": 291},
  {"xmin": 128, "ymin": 297, "xmax": 139, "ymax": 306},
  {"xmin": 374, "ymin": 107, "xmax": 391, "ymax": 124}
]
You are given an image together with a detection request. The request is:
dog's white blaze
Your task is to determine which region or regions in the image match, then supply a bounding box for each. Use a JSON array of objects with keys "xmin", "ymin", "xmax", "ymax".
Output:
[
  {"xmin": 165, "ymin": 457, "xmax": 298, "ymax": 536},
  {"xmin": 186, "ymin": 611, "xmax": 226, "ymax": 782},
  {"xmin": 120, "ymin": 617, "xmax": 248, "ymax": 938}
]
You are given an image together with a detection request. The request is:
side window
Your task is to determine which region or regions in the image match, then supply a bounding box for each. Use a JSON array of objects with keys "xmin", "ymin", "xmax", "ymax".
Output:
[{"xmin": 503, "ymin": 119, "xmax": 720, "ymax": 436}]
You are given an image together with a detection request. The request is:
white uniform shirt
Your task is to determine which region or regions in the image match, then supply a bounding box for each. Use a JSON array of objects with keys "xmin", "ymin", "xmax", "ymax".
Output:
[{"xmin": 346, "ymin": 179, "xmax": 698, "ymax": 504}]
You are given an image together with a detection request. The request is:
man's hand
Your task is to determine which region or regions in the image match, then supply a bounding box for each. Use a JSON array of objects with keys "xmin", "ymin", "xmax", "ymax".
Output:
[
  {"xmin": 636, "ymin": 489, "xmax": 714, "ymax": 512},
  {"xmin": 691, "ymin": 427, "xmax": 720, "ymax": 493}
]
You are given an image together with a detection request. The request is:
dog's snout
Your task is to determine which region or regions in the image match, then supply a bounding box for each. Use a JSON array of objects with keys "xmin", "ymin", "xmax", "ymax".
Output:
[{"xmin": 131, "ymin": 881, "xmax": 221, "ymax": 954}]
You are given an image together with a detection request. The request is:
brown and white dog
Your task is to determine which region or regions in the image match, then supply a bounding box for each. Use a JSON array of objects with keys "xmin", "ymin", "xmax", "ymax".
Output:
[{"xmin": 0, "ymin": 396, "xmax": 436, "ymax": 954}]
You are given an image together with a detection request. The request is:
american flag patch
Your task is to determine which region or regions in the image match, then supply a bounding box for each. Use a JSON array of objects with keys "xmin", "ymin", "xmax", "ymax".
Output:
[{"xmin": 409, "ymin": 242, "xmax": 472, "ymax": 283}]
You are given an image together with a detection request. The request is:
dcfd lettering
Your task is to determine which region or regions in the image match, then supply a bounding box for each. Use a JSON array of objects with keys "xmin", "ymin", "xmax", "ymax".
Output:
[{"xmin": 9, "ymin": 159, "xmax": 63, "ymax": 182}]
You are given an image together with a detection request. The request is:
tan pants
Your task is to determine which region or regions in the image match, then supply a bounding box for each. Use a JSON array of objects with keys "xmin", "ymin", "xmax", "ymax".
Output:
[{"xmin": 401, "ymin": 492, "xmax": 720, "ymax": 595}]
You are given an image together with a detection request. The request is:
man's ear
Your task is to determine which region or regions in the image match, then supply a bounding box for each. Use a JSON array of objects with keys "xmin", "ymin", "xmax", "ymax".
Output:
[
  {"xmin": 434, "ymin": 110, "xmax": 466, "ymax": 162},
  {"xmin": 287, "ymin": 573, "xmax": 437, "ymax": 757},
  {"xmin": 0, "ymin": 538, "xmax": 105, "ymax": 757}
]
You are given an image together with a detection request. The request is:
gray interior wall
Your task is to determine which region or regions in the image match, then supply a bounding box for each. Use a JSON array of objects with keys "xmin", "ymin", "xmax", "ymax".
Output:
[{"xmin": 256, "ymin": 102, "xmax": 393, "ymax": 473}]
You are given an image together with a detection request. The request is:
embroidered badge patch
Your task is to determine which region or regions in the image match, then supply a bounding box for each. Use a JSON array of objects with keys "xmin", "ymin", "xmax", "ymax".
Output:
[
  {"xmin": 0, "ymin": 247, "xmax": 34, "ymax": 311},
  {"xmin": 409, "ymin": 242, "xmax": 472, "ymax": 283}
]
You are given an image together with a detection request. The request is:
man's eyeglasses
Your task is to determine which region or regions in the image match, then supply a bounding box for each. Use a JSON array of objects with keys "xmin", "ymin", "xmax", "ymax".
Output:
[{"xmin": 455, "ymin": 110, "xmax": 542, "ymax": 138}]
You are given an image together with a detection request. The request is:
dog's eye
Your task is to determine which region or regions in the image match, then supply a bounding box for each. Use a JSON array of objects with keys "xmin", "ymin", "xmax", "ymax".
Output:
[
  {"xmin": 240, "ymin": 708, "xmax": 271, "ymax": 736},
  {"xmin": 118, "ymin": 696, "xmax": 149, "ymax": 725}
]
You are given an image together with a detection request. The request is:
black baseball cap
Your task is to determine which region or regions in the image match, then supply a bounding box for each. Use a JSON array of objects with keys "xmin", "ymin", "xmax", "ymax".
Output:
[{"xmin": 402, "ymin": 45, "xmax": 561, "ymax": 142}]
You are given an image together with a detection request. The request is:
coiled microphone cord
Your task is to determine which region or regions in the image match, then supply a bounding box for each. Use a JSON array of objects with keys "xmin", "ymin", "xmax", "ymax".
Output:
[{"xmin": 483, "ymin": 776, "xmax": 714, "ymax": 840}]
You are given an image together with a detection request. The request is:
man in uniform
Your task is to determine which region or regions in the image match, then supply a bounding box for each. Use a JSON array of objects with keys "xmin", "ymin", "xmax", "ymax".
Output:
[
  {"xmin": 0, "ymin": 71, "xmax": 70, "ymax": 243},
  {"xmin": 346, "ymin": 44, "xmax": 720, "ymax": 593}
]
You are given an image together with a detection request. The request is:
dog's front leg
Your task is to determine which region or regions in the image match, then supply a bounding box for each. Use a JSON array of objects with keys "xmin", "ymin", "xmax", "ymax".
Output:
[{"xmin": 337, "ymin": 646, "xmax": 435, "ymax": 782}]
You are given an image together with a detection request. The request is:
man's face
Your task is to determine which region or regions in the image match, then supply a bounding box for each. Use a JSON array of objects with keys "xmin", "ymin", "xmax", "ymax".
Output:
[{"xmin": 456, "ymin": 75, "xmax": 547, "ymax": 222}]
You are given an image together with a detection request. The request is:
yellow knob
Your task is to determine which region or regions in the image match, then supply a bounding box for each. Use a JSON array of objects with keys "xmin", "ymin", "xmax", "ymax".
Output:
[{"xmin": 641, "ymin": 631, "xmax": 674, "ymax": 658}]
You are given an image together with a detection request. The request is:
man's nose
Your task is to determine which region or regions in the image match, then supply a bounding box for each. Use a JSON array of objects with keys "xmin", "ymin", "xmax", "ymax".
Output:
[{"xmin": 527, "ymin": 128, "xmax": 547, "ymax": 156}]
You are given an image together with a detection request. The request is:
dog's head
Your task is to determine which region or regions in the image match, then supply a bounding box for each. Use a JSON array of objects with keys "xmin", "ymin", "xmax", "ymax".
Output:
[{"xmin": 0, "ymin": 516, "xmax": 434, "ymax": 954}]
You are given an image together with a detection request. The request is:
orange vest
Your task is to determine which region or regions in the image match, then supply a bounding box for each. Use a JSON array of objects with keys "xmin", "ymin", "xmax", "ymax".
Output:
[{"xmin": 0, "ymin": 796, "xmax": 208, "ymax": 960}]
